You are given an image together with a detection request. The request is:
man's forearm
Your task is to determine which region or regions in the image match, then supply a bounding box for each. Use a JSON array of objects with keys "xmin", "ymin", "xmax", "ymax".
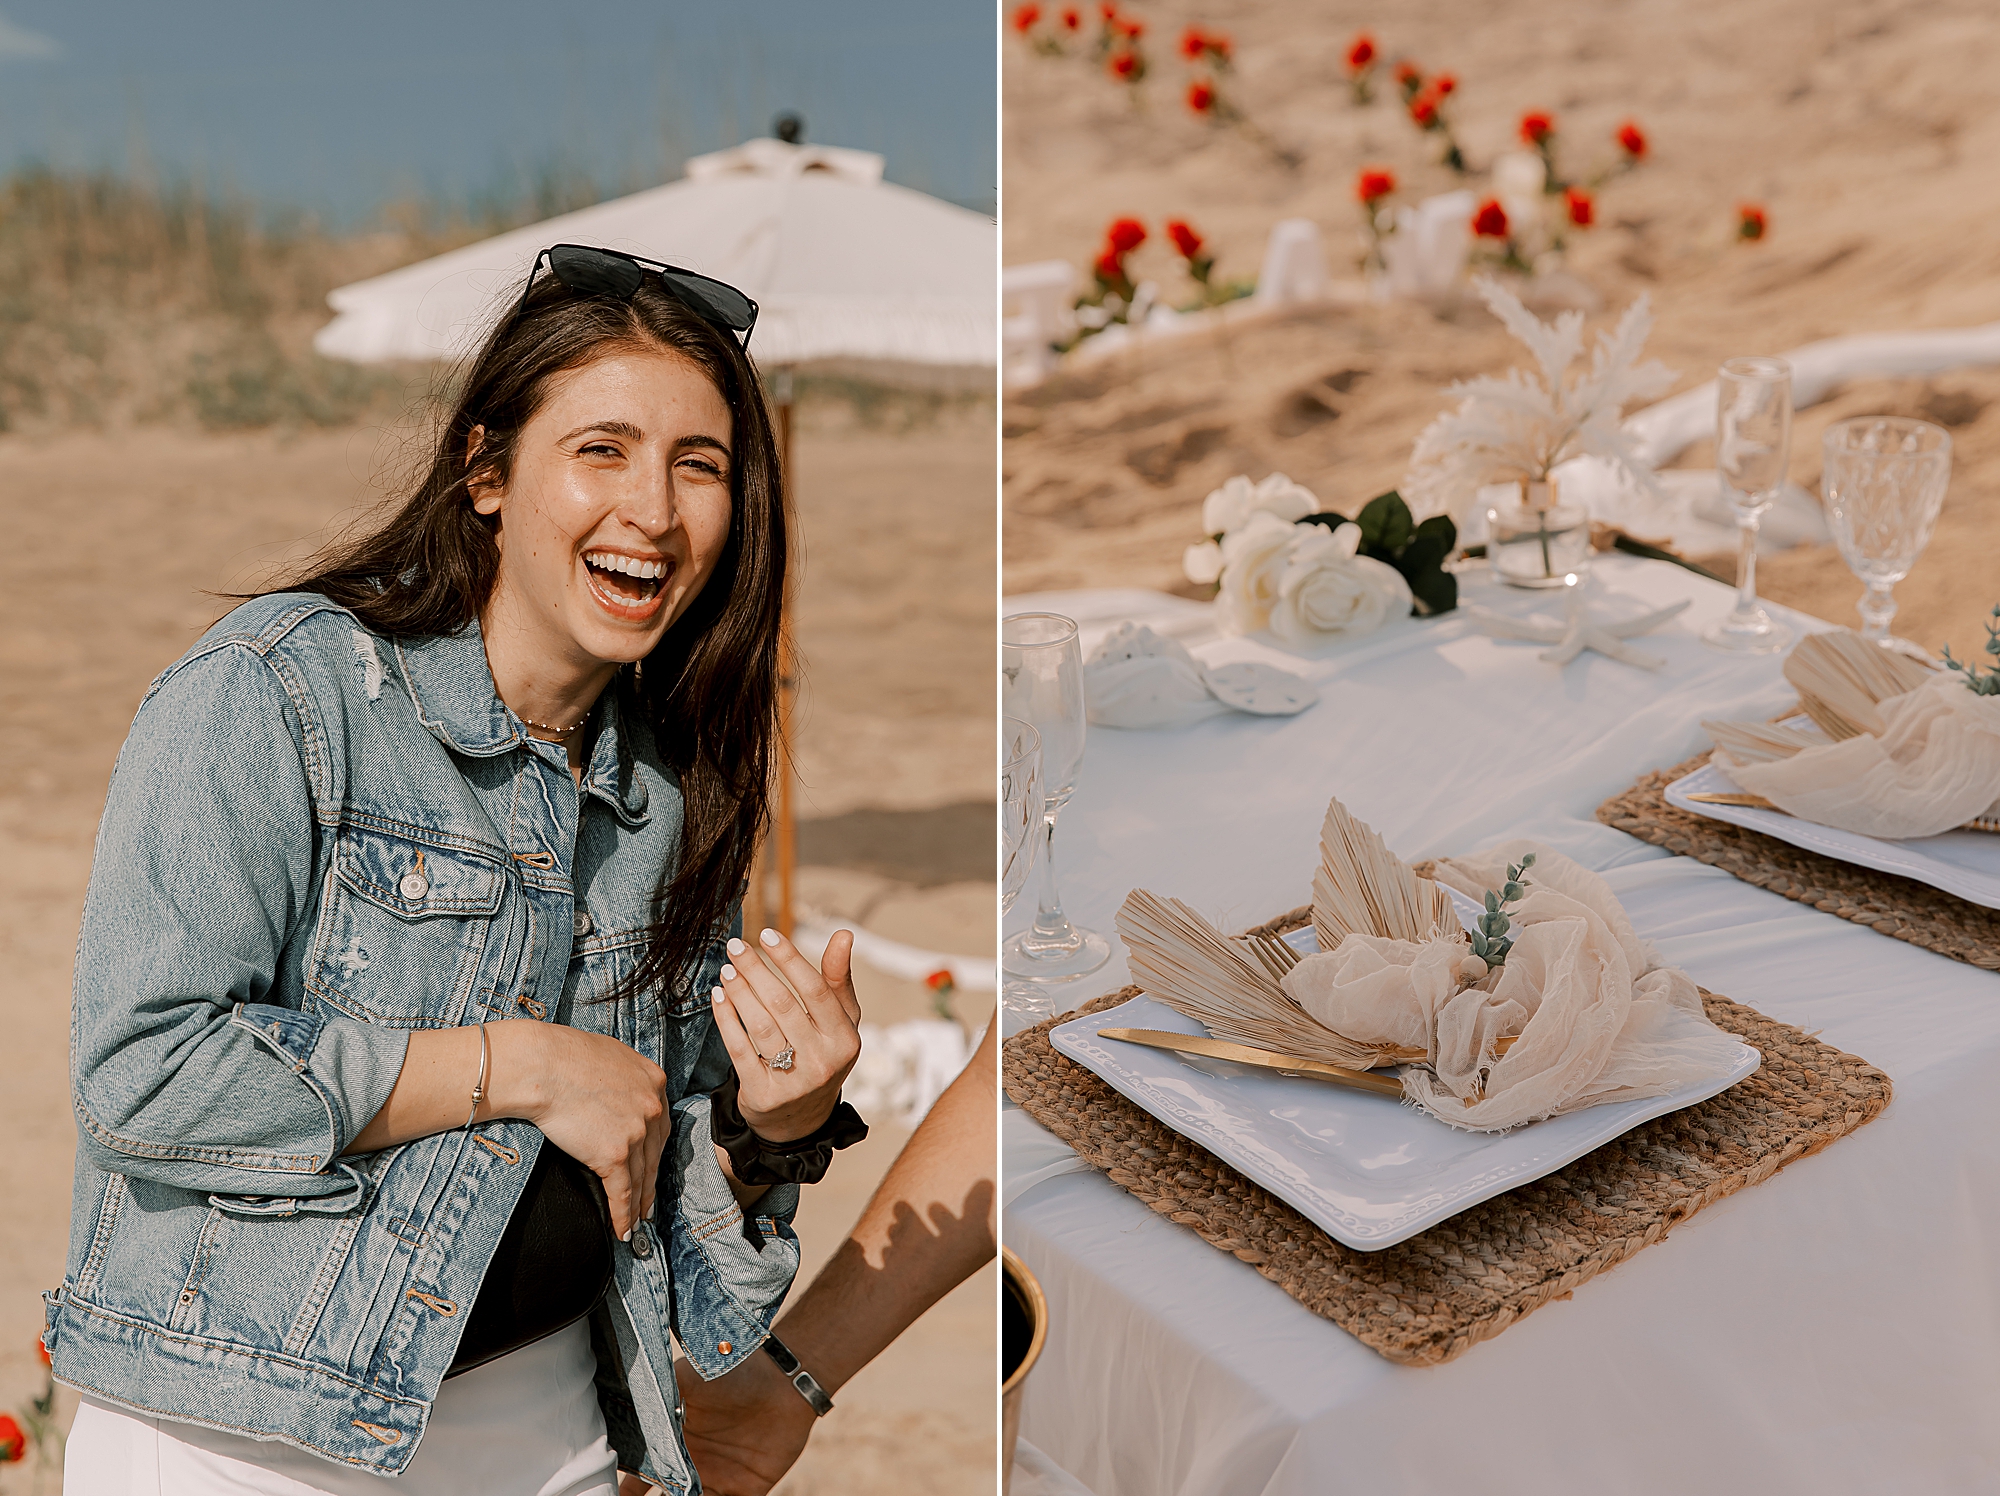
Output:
[{"xmin": 770, "ymin": 1021, "xmax": 997, "ymax": 1392}]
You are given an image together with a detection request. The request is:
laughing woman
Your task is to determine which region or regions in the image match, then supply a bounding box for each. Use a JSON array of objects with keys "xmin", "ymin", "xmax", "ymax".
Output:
[{"xmin": 49, "ymin": 246, "xmax": 865, "ymax": 1495}]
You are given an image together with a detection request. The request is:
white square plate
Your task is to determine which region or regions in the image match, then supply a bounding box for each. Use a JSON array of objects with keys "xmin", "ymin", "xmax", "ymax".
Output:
[
  {"xmin": 1664, "ymin": 760, "xmax": 2000, "ymax": 911},
  {"xmin": 1050, "ymin": 920, "xmax": 1760, "ymax": 1252}
]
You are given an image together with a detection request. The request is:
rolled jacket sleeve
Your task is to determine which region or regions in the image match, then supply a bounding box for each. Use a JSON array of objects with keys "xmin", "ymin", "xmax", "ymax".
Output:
[{"xmin": 70, "ymin": 641, "xmax": 410, "ymax": 1196}]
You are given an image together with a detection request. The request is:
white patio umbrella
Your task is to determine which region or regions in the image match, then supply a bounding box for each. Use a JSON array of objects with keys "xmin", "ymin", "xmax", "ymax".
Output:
[
  {"xmin": 314, "ymin": 136, "xmax": 996, "ymax": 368},
  {"xmin": 317, "ymin": 137, "xmax": 997, "ymax": 935}
]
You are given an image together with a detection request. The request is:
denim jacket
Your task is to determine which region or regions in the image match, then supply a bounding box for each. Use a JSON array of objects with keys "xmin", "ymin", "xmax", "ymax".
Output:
[{"xmin": 45, "ymin": 593, "xmax": 799, "ymax": 1488}]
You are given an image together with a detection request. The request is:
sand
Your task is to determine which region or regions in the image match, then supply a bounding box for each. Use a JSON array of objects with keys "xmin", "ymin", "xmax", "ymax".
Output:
[
  {"xmin": 1002, "ymin": 0, "xmax": 2000, "ymax": 659},
  {"xmin": 0, "ymin": 415, "xmax": 995, "ymax": 1490}
]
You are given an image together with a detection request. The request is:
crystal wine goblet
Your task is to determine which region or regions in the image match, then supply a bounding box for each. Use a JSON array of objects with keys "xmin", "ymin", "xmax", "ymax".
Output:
[
  {"xmin": 1001, "ymin": 612, "xmax": 1110, "ymax": 982},
  {"xmin": 999, "ymin": 718, "xmax": 1052, "ymax": 1021},
  {"xmin": 1821, "ymin": 416, "xmax": 1952, "ymax": 646},
  {"xmin": 1702, "ymin": 356, "xmax": 1794, "ymax": 653}
]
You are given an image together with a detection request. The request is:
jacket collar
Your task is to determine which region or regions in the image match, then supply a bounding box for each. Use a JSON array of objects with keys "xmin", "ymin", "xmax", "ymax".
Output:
[{"xmin": 394, "ymin": 620, "xmax": 650, "ymax": 822}]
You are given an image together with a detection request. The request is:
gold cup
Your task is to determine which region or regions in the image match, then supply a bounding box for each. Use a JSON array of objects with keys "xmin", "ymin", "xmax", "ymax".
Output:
[{"xmin": 1001, "ymin": 1246, "xmax": 1050, "ymax": 1494}]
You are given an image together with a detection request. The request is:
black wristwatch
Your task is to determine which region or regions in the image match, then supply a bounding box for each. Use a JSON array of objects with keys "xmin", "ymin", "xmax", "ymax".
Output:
[{"xmin": 763, "ymin": 1332, "xmax": 835, "ymax": 1417}]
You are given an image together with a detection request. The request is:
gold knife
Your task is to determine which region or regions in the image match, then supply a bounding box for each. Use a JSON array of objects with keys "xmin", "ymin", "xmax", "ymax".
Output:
[
  {"xmin": 1686, "ymin": 790, "xmax": 2000, "ymax": 834},
  {"xmin": 1096, "ymin": 1028, "xmax": 1408, "ymax": 1097}
]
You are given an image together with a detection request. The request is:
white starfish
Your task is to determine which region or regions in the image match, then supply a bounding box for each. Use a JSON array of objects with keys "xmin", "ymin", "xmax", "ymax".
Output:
[{"xmin": 1468, "ymin": 586, "xmax": 1690, "ymax": 670}]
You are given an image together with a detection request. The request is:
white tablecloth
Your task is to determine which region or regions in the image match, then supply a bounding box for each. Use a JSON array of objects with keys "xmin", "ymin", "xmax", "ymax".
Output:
[{"xmin": 1002, "ymin": 558, "xmax": 2000, "ymax": 1495}]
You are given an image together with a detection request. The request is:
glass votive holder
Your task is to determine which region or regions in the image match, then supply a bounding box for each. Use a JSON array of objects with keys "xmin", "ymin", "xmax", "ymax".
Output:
[{"xmin": 1486, "ymin": 482, "xmax": 1591, "ymax": 588}]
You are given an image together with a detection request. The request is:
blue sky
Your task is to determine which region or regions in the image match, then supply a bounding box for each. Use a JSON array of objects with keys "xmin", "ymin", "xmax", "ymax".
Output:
[{"xmin": 0, "ymin": 2, "xmax": 996, "ymax": 222}]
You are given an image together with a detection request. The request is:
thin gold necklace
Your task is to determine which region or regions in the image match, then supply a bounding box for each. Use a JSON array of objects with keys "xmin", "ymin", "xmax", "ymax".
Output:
[{"xmin": 517, "ymin": 710, "xmax": 587, "ymax": 738}]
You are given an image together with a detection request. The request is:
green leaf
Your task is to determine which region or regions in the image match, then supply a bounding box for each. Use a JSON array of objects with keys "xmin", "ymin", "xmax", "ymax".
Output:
[
  {"xmin": 1484, "ymin": 890, "xmax": 1500, "ymax": 913},
  {"xmin": 1395, "ymin": 514, "xmax": 1458, "ymax": 616},
  {"xmin": 1470, "ymin": 929, "xmax": 1489, "ymax": 957},
  {"xmin": 1502, "ymin": 882, "xmax": 1523, "ymax": 902},
  {"xmin": 1519, "ymin": 853, "xmax": 1537, "ymax": 869},
  {"xmin": 1298, "ymin": 511, "xmax": 1353, "ymax": 533},
  {"xmin": 1490, "ymin": 937, "xmax": 1513, "ymax": 963},
  {"xmin": 1356, "ymin": 491, "xmax": 1415, "ymax": 554}
]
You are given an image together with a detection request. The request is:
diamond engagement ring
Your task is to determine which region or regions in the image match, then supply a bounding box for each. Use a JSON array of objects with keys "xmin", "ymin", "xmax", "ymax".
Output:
[{"xmin": 764, "ymin": 1048, "xmax": 796, "ymax": 1071}]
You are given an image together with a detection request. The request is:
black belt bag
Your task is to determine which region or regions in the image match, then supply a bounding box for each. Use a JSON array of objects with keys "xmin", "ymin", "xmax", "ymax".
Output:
[{"xmin": 446, "ymin": 1140, "xmax": 615, "ymax": 1378}]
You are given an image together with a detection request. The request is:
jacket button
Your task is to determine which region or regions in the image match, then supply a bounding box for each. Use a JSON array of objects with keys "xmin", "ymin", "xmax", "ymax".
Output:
[
  {"xmin": 399, "ymin": 873, "xmax": 429, "ymax": 900},
  {"xmin": 629, "ymin": 1221, "xmax": 653, "ymax": 1258},
  {"xmin": 717, "ymin": 1341, "xmax": 732, "ymax": 1356},
  {"xmin": 573, "ymin": 909, "xmax": 593, "ymax": 938}
]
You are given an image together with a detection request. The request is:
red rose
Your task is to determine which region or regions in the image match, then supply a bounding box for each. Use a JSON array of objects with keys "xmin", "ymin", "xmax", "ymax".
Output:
[
  {"xmin": 0, "ymin": 1415, "xmax": 25, "ymax": 1463},
  {"xmin": 1617, "ymin": 120, "xmax": 1648, "ymax": 158},
  {"xmin": 1564, "ymin": 187, "xmax": 1595, "ymax": 227},
  {"xmin": 1099, "ymin": 1, "xmax": 1117, "ymax": 17},
  {"xmin": 1433, "ymin": 72, "xmax": 1457, "ymax": 96},
  {"xmin": 1094, "ymin": 248, "xmax": 1125, "ymax": 282},
  {"xmin": 1186, "ymin": 78, "xmax": 1215, "ymax": 113},
  {"xmin": 1012, "ymin": 2, "xmax": 1041, "ymax": 33},
  {"xmin": 1394, "ymin": 61, "xmax": 1420, "ymax": 88},
  {"xmin": 1109, "ymin": 48, "xmax": 1141, "ymax": 80},
  {"xmin": 1206, "ymin": 33, "xmax": 1231, "ymax": 60},
  {"xmin": 1061, "ymin": 6, "xmax": 1081, "ymax": 29},
  {"xmin": 1166, "ymin": 219, "xmax": 1203, "ymax": 259},
  {"xmin": 1519, "ymin": 110, "xmax": 1555, "ymax": 145},
  {"xmin": 1347, "ymin": 34, "xmax": 1376, "ymax": 70},
  {"xmin": 1409, "ymin": 91, "xmax": 1438, "ymax": 127},
  {"xmin": 924, "ymin": 968, "xmax": 954, "ymax": 992},
  {"xmin": 1356, "ymin": 168, "xmax": 1396, "ymax": 204},
  {"xmin": 1472, "ymin": 198, "xmax": 1510, "ymax": 238},
  {"xmin": 1118, "ymin": 16, "xmax": 1143, "ymax": 37},
  {"xmin": 1737, "ymin": 203, "xmax": 1768, "ymax": 241},
  {"xmin": 1106, "ymin": 217, "xmax": 1147, "ymax": 255},
  {"xmin": 1180, "ymin": 25, "xmax": 1206, "ymax": 60}
]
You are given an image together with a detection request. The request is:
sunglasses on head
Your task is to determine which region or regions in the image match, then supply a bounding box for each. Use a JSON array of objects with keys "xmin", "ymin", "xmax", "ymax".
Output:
[{"xmin": 511, "ymin": 243, "xmax": 759, "ymax": 348}]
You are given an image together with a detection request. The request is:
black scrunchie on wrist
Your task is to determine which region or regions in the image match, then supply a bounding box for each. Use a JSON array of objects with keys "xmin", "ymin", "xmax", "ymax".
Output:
[{"xmin": 710, "ymin": 1072, "xmax": 868, "ymax": 1187}]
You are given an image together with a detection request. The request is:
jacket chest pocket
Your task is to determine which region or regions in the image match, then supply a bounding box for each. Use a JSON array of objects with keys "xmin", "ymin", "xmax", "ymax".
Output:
[
  {"xmin": 306, "ymin": 826, "xmax": 510, "ymax": 1027},
  {"xmin": 571, "ymin": 932, "xmax": 722, "ymax": 1088}
]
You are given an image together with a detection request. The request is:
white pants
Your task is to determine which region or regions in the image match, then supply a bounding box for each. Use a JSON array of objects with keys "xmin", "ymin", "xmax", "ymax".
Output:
[{"xmin": 64, "ymin": 1321, "xmax": 621, "ymax": 1496}]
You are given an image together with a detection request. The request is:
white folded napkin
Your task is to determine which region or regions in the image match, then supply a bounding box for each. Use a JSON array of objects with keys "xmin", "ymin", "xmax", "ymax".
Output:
[
  {"xmin": 1708, "ymin": 673, "xmax": 2000, "ymax": 839},
  {"xmin": 1280, "ymin": 843, "xmax": 1746, "ymax": 1131},
  {"xmin": 1082, "ymin": 623, "xmax": 1317, "ymax": 730}
]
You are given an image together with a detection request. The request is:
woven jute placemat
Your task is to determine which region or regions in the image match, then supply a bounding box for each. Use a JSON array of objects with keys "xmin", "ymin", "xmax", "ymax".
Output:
[
  {"xmin": 1004, "ymin": 939, "xmax": 1890, "ymax": 1366},
  {"xmin": 1597, "ymin": 752, "xmax": 2000, "ymax": 972}
]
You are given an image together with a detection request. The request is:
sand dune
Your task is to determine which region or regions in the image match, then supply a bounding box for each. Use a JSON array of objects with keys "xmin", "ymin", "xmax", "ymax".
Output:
[{"xmin": 1003, "ymin": 0, "xmax": 2000, "ymax": 657}]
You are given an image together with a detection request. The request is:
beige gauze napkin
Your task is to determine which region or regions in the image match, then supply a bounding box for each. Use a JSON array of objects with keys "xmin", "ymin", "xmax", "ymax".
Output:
[
  {"xmin": 1706, "ymin": 673, "xmax": 2000, "ymax": 839},
  {"xmin": 1279, "ymin": 842, "xmax": 1748, "ymax": 1131}
]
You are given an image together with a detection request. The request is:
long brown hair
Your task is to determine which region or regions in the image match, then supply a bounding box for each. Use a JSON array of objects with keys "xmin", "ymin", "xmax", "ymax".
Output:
[{"xmin": 287, "ymin": 269, "xmax": 785, "ymax": 1010}]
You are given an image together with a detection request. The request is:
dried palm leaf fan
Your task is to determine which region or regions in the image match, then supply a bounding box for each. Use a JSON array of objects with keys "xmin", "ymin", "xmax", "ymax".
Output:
[
  {"xmin": 1115, "ymin": 891, "xmax": 1423, "ymax": 1069},
  {"xmin": 1701, "ymin": 719, "xmax": 1826, "ymax": 766},
  {"xmin": 1782, "ymin": 629, "xmax": 1934, "ymax": 741},
  {"xmin": 1312, "ymin": 796, "xmax": 1459, "ymax": 951}
]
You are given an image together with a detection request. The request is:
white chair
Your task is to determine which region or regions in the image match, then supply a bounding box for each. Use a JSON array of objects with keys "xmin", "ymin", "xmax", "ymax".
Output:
[
  {"xmin": 1003, "ymin": 260, "xmax": 1078, "ymax": 387},
  {"xmin": 1253, "ymin": 218, "xmax": 1329, "ymax": 308},
  {"xmin": 1381, "ymin": 190, "xmax": 1475, "ymax": 303}
]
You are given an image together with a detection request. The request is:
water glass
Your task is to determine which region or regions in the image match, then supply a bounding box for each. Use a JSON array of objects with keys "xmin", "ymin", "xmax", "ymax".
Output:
[
  {"xmin": 1702, "ymin": 356, "xmax": 1794, "ymax": 653},
  {"xmin": 1001, "ymin": 719, "xmax": 1041, "ymax": 917},
  {"xmin": 1001, "ymin": 612, "xmax": 1110, "ymax": 984},
  {"xmin": 1821, "ymin": 417, "xmax": 1951, "ymax": 643}
]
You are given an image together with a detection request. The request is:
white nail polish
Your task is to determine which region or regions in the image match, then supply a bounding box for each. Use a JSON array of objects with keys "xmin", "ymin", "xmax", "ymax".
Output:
[
  {"xmin": 720, "ymin": 963, "xmax": 736, "ymax": 981},
  {"xmin": 727, "ymin": 937, "xmax": 746, "ymax": 956},
  {"xmin": 621, "ymin": 1230, "xmax": 632, "ymax": 1243},
  {"xmin": 711, "ymin": 987, "xmax": 725, "ymax": 1004},
  {"xmin": 760, "ymin": 927, "xmax": 782, "ymax": 946}
]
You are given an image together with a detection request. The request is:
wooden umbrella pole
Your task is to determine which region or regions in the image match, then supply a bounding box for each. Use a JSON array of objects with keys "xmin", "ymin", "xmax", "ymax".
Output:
[{"xmin": 775, "ymin": 373, "xmax": 798, "ymax": 939}]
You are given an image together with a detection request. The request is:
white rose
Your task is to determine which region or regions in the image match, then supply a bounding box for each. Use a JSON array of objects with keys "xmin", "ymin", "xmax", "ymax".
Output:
[
  {"xmin": 1200, "ymin": 472, "xmax": 1321, "ymax": 538},
  {"xmin": 1267, "ymin": 522, "xmax": 1413, "ymax": 647},
  {"xmin": 1214, "ymin": 510, "xmax": 1299, "ymax": 634},
  {"xmin": 1182, "ymin": 539, "xmax": 1224, "ymax": 585}
]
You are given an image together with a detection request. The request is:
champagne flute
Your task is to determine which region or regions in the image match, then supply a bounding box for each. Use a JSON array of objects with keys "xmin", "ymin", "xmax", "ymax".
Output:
[
  {"xmin": 1821, "ymin": 416, "xmax": 1951, "ymax": 645},
  {"xmin": 1001, "ymin": 613, "xmax": 1111, "ymax": 982},
  {"xmin": 999, "ymin": 718, "xmax": 1053, "ymax": 1020},
  {"xmin": 1702, "ymin": 356, "xmax": 1794, "ymax": 654}
]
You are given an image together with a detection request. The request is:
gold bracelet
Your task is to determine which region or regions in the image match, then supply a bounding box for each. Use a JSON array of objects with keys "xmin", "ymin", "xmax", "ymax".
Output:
[{"xmin": 464, "ymin": 1020, "xmax": 489, "ymax": 1130}]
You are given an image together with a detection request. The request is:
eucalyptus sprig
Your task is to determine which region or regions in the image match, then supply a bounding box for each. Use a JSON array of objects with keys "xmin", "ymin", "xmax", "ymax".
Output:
[
  {"xmin": 1940, "ymin": 605, "xmax": 2000, "ymax": 696},
  {"xmin": 1468, "ymin": 853, "xmax": 1536, "ymax": 967}
]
